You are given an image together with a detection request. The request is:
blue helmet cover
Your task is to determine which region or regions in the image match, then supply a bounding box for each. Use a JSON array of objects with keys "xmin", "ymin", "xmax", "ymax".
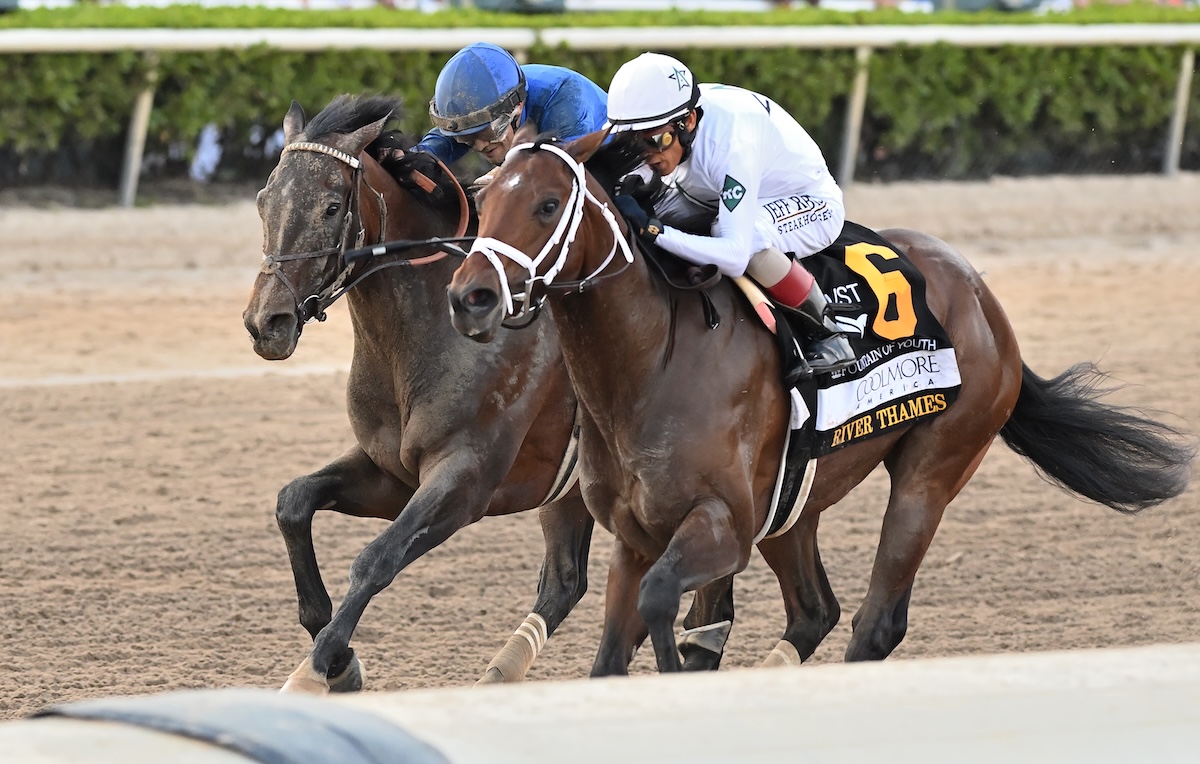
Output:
[{"xmin": 430, "ymin": 43, "xmax": 527, "ymax": 136}]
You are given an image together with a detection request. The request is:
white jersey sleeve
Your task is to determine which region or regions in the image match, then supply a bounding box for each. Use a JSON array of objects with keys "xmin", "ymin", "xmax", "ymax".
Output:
[
  {"xmin": 654, "ymin": 122, "xmax": 764, "ymax": 277},
  {"xmin": 653, "ymin": 85, "xmax": 841, "ymax": 277}
]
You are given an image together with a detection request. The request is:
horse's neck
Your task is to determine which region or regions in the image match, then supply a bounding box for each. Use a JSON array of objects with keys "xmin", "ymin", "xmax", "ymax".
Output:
[
  {"xmin": 550, "ymin": 214, "xmax": 673, "ymax": 416},
  {"xmin": 347, "ymin": 161, "xmax": 460, "ymax": 356}
]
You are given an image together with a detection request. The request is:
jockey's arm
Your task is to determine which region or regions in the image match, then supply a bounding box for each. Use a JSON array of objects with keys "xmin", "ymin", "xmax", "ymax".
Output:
[
  {"xmin": 413, "ymin": 130, "xmax": 470, "ymax": 166},
  {"xmin": 653, "ymin": 142, "xmax": 764, "ymax": 278}
]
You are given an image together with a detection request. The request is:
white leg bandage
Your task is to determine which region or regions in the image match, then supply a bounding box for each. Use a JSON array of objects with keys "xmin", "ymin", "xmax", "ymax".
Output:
[
  {"xmin": 479, "ymin": 613, "xmax": 548, "ymax": 683},
  {"xmin": 759, "ymin": 639, "xmax": 803, "ymax": 669}
]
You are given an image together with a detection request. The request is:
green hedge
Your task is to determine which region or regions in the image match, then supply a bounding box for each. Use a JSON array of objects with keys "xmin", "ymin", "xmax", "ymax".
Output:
[
  {"xmin": 1, "ymin": 7, "xmax": 1197, "ymax": 186},
  {"xmin": 4, "ymin": 4, "xmax": 1200, "ymax": 28}
]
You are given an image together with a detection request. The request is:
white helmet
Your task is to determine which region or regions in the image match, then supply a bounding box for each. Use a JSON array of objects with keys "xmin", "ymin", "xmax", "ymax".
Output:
[{"xmin": 606, "ymin": 53, "xmax": 699, "ymax": 133}]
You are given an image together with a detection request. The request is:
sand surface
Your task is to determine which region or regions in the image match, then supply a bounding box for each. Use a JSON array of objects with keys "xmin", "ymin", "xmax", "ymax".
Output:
[{"xmin": 2, "ymin": 173, "xmax": 1198, "ymax": 718}]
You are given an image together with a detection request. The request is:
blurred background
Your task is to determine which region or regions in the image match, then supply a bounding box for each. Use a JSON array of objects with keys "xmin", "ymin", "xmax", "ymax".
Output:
[{"xmin": 0, "ymin": 0, "xmax": 1197, "ymax": 203}]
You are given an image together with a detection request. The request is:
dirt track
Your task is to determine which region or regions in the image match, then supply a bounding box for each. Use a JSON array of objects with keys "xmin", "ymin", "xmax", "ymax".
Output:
[{"xmin": 2, "ymin": 173, "xmax": 1198, "ymax": 719}]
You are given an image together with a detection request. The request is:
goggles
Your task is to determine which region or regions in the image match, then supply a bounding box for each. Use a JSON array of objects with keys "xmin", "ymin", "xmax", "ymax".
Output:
[
  {"xmin": 627, "ymin": 128, "xmax": 676, "ymax": 156},
  {"xmin": 451, "ymin": 108, "xmax": 520, "ymax": 146}
]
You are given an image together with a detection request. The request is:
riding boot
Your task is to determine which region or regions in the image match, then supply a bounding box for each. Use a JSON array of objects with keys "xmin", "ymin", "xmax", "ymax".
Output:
[
  {"xmin": 790, "ymin": 287, "xmax": 857, "ymax": 375},
  {"xmin": 748, "ymin": 247, "xmax": 856, "ymax": 378}
]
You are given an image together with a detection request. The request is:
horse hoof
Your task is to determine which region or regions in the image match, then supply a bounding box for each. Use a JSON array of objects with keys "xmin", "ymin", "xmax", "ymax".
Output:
[
  {"xmin": 680, "ymin": 646, "xmax": 723, "ymax": 672},
  {"xmin": 328, "ymin": 654, "xmax": 366, "ymax": 693},
  {"xmin": 279, "ymin": 656, "xmax": 330, "ymax": 696},
  {"xmin": 474, "ymin": 667, "xmax": 507, "ymax": 685}
]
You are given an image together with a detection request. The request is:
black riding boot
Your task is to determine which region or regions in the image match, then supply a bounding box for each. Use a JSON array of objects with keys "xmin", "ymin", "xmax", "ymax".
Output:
[{"xmin": 791, "ymin": 288, "xmax": 856, "ymax": 375}]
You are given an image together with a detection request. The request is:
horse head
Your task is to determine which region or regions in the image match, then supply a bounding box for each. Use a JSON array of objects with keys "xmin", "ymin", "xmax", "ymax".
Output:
[
  {"xmin": 448, "ymin": 128, "xmax": 630, "ymax": 343},
  {"xmin": 244, "ymin": 94, "xmax": 471, "ymax": 361},
  {"xmin": 242, "ymin": 97, "xmax": 398, "ymax": 359}
]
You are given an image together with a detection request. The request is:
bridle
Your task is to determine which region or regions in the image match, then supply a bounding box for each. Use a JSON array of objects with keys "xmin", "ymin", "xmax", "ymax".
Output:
[
  {"xmin": 259, "ymin": 140, "xmax": 470, "ymax": 324},
  {"xmin": 467, "ymin": 141, "xmax": 634, "ymax": 326}
]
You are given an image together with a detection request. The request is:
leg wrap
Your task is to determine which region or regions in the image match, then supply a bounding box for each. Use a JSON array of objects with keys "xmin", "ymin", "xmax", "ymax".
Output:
[
  {"xmin": 477, "ymin": 613, "xmax": 548, "ymax": 684},
  {"xmin": 759, "ymin": 639, "xmax": 803, "ymax": 668},
  {"xmin": 677, "ymin": 619, "xmax": 733, "ymax": 656},
  {"xmin": 280, "ymin": 656, "xmax": 330, "ymax": 696}
]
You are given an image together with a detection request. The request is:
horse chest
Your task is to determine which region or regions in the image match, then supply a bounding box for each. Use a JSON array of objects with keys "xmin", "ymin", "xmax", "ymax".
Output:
[{"xmin": 580, "ymin": 449, "xmax": 689, "ymax": 550}]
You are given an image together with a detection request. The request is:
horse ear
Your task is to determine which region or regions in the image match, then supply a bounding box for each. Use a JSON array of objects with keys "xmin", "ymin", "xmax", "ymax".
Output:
[
  {"xmin": 283, "ymin": 100, "xmax": 305, "ymax": 144},
  {"xmin": 346, "ymin": 114, "xmax": 391, "ymax": 155},
  {"xmin": 564, "ymin": 129, "xmax": 608, "ymax": 164}
]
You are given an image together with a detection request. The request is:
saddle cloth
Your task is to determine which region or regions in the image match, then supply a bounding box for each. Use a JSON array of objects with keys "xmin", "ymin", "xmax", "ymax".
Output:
[{"xmin": 756, "ymin": 221, "xmax": 962, "ymax": 540}]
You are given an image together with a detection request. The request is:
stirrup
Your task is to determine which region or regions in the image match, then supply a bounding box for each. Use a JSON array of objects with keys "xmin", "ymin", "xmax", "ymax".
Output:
[
  {"xmin": 783, "ymin": 355, "xmax": 814, "ymax": 387},
  {"xmin": 805, "ymin": 335, "xmax": 857, "ymax": 375}
]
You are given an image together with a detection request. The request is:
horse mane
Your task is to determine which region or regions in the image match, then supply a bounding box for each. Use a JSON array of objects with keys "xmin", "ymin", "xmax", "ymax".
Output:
[
  {"xmin": 301, "ymin": 93, "xmax": 476, "ymax": 230},
  {"xmin": 303, "ymin": 94, "xmax": 406, "ymax": 144}
]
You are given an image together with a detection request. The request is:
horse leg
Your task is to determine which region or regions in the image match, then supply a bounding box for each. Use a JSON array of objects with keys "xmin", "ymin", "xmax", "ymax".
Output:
[
  {"xmin": 679, "ymin": 575, "xmax": 735, "ymax": 671},
  {"xmin": 477, "ymin": 494, "xmax": 594, "ymax": 684},
  {"xmin": 639, "ymin": 500, "xmax": 745, "ymax": 674},
  {"xmin": 591, "ymin": 537, "xmax": 652, "ymax": 677},
  {"xmin": 283, "ymin": 453, "xmax": 498, "ymax": 694},
  {"xmin": 275, "ymin": 447, "xmax": 414, "ymax": 693},
  {"xmin": 845, "ymin": 437, "xmax": 993, "ymax": 662},
  {"xmin": 756, "ymin": 510, "xmax": 841, "ymax": 666}
]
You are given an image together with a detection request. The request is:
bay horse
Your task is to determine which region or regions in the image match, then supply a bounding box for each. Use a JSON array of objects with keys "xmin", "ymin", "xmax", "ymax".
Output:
[
  {"xmin": 446, "ymin": 130, "xmax": 1194, "ymax": 674},
  {"xmin": 242, "ymin": 96, "xmax": 736, "ymax": 692}
]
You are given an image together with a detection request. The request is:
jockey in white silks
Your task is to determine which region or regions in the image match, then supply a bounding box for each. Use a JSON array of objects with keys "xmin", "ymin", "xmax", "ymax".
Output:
[{"xmin": 605, "ymin": 52, "xmax": 856, "ymax": 376}]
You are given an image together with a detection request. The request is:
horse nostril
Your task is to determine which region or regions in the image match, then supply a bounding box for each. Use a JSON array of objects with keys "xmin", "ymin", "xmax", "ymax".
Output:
[
  {"xmin": 264, "ymin": 312, "xmax": 297, "ymax": 340},
  {"xmin": 464, "ymin": 288, "xmax": 499, "ymax": 314}
]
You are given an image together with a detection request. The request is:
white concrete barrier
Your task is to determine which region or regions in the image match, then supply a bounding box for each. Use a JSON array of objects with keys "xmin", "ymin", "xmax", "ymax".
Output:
[{"xmin": 4, "ymin": 643, "xmax": 1199, "ymax": 763}]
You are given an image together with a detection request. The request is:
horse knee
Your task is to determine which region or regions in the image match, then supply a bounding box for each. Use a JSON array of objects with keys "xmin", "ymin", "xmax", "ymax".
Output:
[
  {"xmin": 637, "ymin": 571, "xmax": 682, "ymax": 630},
  {"xmin": 275, "ymin": 477, "xmax": 319, "ymax": 531}
]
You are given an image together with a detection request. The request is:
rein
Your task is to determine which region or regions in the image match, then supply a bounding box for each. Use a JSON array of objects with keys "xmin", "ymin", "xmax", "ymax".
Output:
[
  {"xmin": 467, "ymin": 141, "xmax": 634, "ymax": 325},
  {"xmin": 261, "ymin": 141, "xmax": 471, "ymax": 324}
]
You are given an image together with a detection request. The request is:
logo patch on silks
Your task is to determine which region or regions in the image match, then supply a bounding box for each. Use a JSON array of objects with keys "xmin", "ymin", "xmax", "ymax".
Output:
[
  {"xmin": 792, "ymin": 221, "xmax": 963, "ymax": 456},
  {"xmin": 721, "ymin": 175, "xmax": 746, "ymax": 211}
]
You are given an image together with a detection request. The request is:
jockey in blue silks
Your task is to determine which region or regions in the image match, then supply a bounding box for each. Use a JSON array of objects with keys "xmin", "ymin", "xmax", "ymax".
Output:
[{"xmin": 415, "ymin": 42, "xmax": 609, "ymax": 168}]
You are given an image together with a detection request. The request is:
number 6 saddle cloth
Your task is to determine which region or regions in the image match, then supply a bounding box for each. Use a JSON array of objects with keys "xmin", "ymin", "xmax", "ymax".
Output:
[{"xmin": 752, "ymin": 221, "xmax": 962, "ymax": 541}]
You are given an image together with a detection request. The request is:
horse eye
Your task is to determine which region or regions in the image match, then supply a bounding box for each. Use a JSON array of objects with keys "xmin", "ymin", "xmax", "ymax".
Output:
[
  {"xmin": 539, "ymin": 199, "xmax": 559, "ymax": 216},
  {"xmin": 325, "ymin": 202, "xmax": 341, "ymax": 218}
]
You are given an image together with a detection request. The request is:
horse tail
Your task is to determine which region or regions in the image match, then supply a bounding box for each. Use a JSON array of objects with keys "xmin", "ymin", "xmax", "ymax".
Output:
[{"xmin": 999, "ymin": 362, "xmax": 1195, "ymax": 514}]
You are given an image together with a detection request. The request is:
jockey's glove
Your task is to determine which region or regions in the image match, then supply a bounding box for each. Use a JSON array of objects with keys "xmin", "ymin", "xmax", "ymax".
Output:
[{"xmin": 612, "ymin": 194, "xmax": 662, "ymax": 243}]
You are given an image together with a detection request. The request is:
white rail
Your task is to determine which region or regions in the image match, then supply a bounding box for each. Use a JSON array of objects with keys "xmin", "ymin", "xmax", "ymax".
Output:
[
  {"xmin": 2, "ymin": 644, "xmax": 1199, "ymax": 762},
  {"xmin": 1, "ymin": 25, "xmax": 1195, "ymax": 204},
  {"xmin": 4, "ymin": 24, "xmax": 1200, "ymax": 52}
]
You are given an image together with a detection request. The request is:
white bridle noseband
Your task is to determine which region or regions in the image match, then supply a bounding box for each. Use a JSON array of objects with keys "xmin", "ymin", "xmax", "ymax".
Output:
[{"xmin": 467, "ymin": 142, "xmax": 633, "ymax": 321}]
